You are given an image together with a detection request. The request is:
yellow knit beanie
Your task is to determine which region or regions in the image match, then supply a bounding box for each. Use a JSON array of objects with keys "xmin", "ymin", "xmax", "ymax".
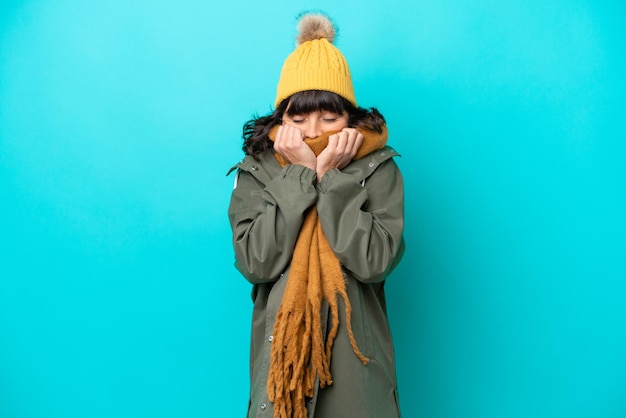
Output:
[{"xmin": 275, "ymin": 13, "xmax": 357, "ymax": 108}]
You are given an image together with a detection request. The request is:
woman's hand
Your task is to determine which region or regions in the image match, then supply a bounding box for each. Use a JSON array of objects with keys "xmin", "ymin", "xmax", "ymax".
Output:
[
  {"xmin": 273, "ymin": 124, "xmax": 317, "ymax": 171},
  {"xmin": 316, "ymin": 128, "xmax": 363, "ymax": 180}
]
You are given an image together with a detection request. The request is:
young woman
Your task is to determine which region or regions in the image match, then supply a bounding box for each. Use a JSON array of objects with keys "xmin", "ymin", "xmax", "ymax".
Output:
[{"xmin": 228, "ymin": 12, "xmax": 405, "ymax": 418}]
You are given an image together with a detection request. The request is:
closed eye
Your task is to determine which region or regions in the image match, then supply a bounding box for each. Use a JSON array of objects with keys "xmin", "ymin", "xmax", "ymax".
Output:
[{"xmin": 286, "ymin": 114, "xmax": 305, "ymax": 123}]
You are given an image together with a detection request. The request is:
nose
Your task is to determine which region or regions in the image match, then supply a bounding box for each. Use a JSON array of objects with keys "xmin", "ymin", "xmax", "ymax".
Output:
[{"xmin": 302, "ymin": 120, "xmax": 322, "ymax": 139}]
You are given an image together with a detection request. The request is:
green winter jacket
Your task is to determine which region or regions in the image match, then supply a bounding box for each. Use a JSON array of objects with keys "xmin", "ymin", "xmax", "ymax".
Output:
[{"xmin": 228, "ymin": 145, "xmax": 405, "ymax": 418}]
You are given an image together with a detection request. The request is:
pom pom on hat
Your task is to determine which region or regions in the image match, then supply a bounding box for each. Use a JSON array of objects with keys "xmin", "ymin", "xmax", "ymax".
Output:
[
  {"xmin": 296, "ymin": 13, "xmax": 336, "ymax": 45},
  {"xmin": 275, "ymin": 12, "xmax": 356, "ymax": 107}
]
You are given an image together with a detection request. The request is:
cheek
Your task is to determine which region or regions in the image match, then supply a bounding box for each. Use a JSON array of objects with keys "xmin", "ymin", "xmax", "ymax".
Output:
[{"xmin": 333, "ymin": 119, "xmax": 349, "ymax": 130}]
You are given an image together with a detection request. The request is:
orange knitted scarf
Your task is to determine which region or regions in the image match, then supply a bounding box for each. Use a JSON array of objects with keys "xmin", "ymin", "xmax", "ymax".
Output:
[{"xmin": 267, "ymin": 126, "xmax": 388, "ymax": 418}]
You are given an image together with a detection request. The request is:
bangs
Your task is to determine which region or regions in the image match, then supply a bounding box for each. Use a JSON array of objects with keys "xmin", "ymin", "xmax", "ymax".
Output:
[{"xmin": 284, "ymin": 90, "xmax": 351, "ymax": 115}]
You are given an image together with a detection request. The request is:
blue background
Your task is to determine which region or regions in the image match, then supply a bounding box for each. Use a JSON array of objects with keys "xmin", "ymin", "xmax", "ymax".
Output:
[{"xmin": 1, "ymin": 1, "xmax": 625, "ymax": 417}]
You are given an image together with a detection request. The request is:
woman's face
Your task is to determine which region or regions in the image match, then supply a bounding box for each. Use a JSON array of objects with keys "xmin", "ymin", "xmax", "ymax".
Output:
[{"xmin": 282, "ymin": 110, "xmax": 349, "ymax": 139}]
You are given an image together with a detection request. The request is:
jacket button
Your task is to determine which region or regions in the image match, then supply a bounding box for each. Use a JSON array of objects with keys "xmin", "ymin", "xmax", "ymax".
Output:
[
  {"xmin": 260, "ymin": 403, "xmax": 267, "ymax": 411},
  {"xmin": 268, "ymin": 335, "xmax": 273, "ymax": 342},
  {"xmin": 251, "ymin": 165, "xmax": 258, "ymax": 171},
  {"xmin": 380, "ymin": 151, "xmax": 386, "ymax": 156}
]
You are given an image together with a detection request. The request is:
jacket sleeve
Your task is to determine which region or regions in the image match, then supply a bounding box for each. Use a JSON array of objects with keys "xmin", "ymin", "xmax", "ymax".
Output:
[
  {"xmin": 316, "ymin": 158, "xmax": 405, "ymax": 283},
  {"xmin": 228, "ymin": 164, "xmax": 318, "ymax": 283}
]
